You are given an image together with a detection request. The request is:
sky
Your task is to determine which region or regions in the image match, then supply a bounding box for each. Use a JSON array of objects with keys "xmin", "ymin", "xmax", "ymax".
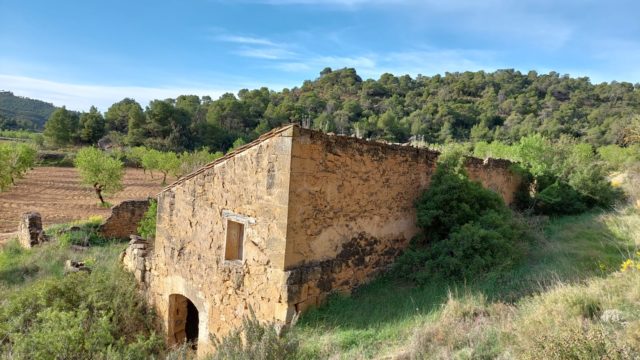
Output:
[{"xmin": 1, "ymin": 0, "xmax": 639, "ymax": 111}]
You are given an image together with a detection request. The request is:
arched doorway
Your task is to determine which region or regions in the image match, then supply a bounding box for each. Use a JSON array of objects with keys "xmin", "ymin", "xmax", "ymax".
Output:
[{"xmin": 168, "ymin": 294, "xmax": 199, "ymax": 349}]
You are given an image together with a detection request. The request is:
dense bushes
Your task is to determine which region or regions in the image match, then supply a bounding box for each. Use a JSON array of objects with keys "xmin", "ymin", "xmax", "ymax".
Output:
[
  {"xmin": 0, "ymin": 271, "xmax": 162, "ymax": 359},
  {"xmin": 474, "ymin": 134, "xmax": 625, "ymax": 215},
  {"xmin": 138, "ymin": 200, "xmax": 157, "ymax": 240},
  {"xmin": 0, "ymin": 220, "xmax": 163, "ymax": 359},
  {"xmin": 394, "ymin": 156, "xmax": 529, "ymax": 283}
]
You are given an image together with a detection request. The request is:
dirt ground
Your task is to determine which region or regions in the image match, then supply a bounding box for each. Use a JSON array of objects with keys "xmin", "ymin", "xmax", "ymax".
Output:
[{"xmin": 0, "ymin": 167, "xmax": 170, "ymax": 241}]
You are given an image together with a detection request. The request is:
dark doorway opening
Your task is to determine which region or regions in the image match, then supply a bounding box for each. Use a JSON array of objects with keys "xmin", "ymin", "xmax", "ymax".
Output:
[
  {"xmin": 185, "ymin": 299, "xmax": 199, "ymax": 346},
  {"xmin": 168, "ymin": 294, "xmax": 199, "ymax": 349}
]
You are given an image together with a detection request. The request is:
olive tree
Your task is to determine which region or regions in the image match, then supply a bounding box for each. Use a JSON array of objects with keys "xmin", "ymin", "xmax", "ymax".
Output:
[{"xmin": 74, "ymin": 147, "xmax": 124, "ymax": 205}]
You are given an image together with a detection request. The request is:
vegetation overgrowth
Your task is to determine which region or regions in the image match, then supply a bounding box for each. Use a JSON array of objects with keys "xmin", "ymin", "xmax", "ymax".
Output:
[
  {"xmin": 0, "ymin": 218, "xmax": 163, "ymax": 359},
  {"xmin": 291, "ymin": 205, "xmax": 640, "ymax": 359}
]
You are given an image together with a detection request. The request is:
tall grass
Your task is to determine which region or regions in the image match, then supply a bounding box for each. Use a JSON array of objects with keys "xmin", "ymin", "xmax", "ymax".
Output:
[
  {"xmin": 292, "ymin": 206, "xmax": 640, "ymax": 359},
  {"xmin": 0, "ymin": 218, "xmax": 163, "ymax": 359}
]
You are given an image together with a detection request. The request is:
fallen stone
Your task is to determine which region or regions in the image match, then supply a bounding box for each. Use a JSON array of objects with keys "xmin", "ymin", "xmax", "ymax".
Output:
[
  {"xmin": 70, "ymin": 245, "xmax": 90, "ymax": 252},
  {"xmin": 64, "ymin": 260, "xmax": 91, "ymax": 274}
]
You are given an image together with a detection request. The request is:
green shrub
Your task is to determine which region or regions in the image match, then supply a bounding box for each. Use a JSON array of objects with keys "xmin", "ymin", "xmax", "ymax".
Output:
[
  {"xmin": 535, "ymin": 181, "xmax": 588, "ymax": 215},
  {"xmin": 138, "ymin": 200, "xmax": 157, "ymax": 239},
  {"xmin": 0, "ymin": 269, "xmax": 162, "ymax": 359},
  {"xmin": 208, "ymin": 309, "xmax": 299, "ymax": 360},
  {"xmin": 394, "ymin": 158, "xmax": 529, "ymax": 283}
]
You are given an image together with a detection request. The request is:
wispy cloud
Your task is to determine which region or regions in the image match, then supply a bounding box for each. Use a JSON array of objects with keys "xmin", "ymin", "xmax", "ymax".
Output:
[
  {"xmin": 271, "ymin": 48, "xmax": 498, "ymax": 79},
  {"xmin": 216, "ymin": 34, "xmax": 278, "ymax": 46},
  {"xmin": 213, "ymin": 31, "xmax": 297, "ymax": 60},
  {"xmin": 235, "ymin": 47, "xmax": 297, "ymax": 60},
  {"xmin": 0, "ymin": 75, "xmax": 230, "ymax": 112}
]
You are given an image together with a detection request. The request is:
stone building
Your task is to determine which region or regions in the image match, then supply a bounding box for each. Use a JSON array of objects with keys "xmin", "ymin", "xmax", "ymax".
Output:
[{"xmin": 132, "ymin": 124, "xmax": 522, "ymax": 355}]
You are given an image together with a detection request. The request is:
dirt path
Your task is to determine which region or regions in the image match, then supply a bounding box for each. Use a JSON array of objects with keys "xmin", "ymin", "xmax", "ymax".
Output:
[{"xmin": 0, "ymin": 167, "xmax": 169, "ymax": 241}]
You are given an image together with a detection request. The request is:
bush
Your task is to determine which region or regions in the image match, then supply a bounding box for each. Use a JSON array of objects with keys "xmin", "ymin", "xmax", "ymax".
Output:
[
  {"xmin": 208, "ymin": 309, "xmax": 299, "ymax": 360},
  {"xmin": 535, "ymin": 181, "xmax": 588, "ymax": 215},
  {"xmin": 394, "ymin": 159, "xmax": 529, "ymax": 283},
  {"xmin": 138, "ymin": 200, "xmax": 157, "ymax": 239},
  {"xmin": 0, "ymin": 270, "xmax": 162, "ymax": 359}
]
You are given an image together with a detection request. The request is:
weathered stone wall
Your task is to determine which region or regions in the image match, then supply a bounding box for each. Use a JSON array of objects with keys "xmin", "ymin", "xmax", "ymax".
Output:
[
  {"xmin": 282, "ymin": 127, "xmax": 523, "ymax": 314},
  {"xmin": 140, "ymin": 125, "xmax": 524, "ymax": 355},
  {"xmin": 464, "ymin": 157, "xmax": 523, "ymax": 206},
  {"xmin": 283, "ymin": 127, "xmax": 439, "ymax": 312},
  {"xmin": 147, "ymin": 127, "xmax": 294, "ymax": 355},
  {"xmin": 99, "ymin": 200, "xmax": 150, "ymax": 239},
  {"xmin": 17, "ymin": 211, "xmax": 47, "ymax": 248}
]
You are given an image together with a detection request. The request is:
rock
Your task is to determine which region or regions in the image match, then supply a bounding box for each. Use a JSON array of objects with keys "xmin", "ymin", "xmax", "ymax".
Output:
[
  {"xmin": 64, "ymin": 260, "xmax": 91, "ymax": 274},
  {"xmin": 70, "ymin": 245, "xmax": 89, "ymax": 252},
  {"xmin": 18, "ymin": 212, "xmax": 48, "ymax": 248},
  {"xmin": 601, "ymin": 309, "xmax": 625, "ymax": 323}
]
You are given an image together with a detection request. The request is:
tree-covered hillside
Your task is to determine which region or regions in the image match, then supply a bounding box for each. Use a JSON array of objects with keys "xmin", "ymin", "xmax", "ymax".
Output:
[
  {"xmin": 42, "ymin": 68, "xmax": 640, "ymax": 151},
  {"xmin": 0, "ymin": 91, "xmax": 57, "ymax": 130}
]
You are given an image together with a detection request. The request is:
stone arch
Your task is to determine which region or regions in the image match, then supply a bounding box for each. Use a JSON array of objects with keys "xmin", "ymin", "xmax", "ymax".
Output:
[
  {"xmin": 168, "ymin": 294, "xmax": 200, "ymax": 348},
  {"xmin": 164, "ymin": 276, "xmax": 209, "ymax": 352}
]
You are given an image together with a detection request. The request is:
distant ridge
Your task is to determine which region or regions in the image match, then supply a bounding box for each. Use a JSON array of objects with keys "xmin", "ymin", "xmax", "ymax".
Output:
[{"xmin": 0, "ymin": 91, "xmax": 57, "ymax": 130}]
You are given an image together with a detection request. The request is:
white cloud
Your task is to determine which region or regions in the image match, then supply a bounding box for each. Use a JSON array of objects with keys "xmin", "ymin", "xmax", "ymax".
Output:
[
  {"xmin": 235, "ymin": 47, "xmax": 297, "ymax": 60},
  {"xmin": 0, "ymin": 74, "xmax": 229, "ymax": 112},
  {"xmin": 216, "ymin": 35, "xmax": 278, "ymax": 46},
  {"xmin": 270, "ymin": 48, "xmax": 499, "ymax": 79}
]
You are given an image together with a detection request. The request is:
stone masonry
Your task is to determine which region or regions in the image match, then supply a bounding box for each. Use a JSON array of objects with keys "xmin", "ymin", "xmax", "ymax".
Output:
[
  {"xmin": 130, "ymin": 124, "xmax": 524, "ymax": 356},
  {"xmin": 99, "ymin": 200, "xmax": 150, "ymax": 239},
  {"xmin": 17, "ymin": 211, "xmax": 48, "ymax": 248}
]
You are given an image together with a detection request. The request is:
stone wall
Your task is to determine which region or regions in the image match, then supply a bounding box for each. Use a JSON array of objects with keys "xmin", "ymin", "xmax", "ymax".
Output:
[
  {"xmin": 99, "ymin": 200, "xmax": 150, "ymax": 239},
  {"xmin": 140, "ymin": 125, "xmax": 524, "ymax": 355},
  {"xmin": 282, "ymin": 127, "xmax": 523, "ymax": 315},
  {"xmin": 17, "ymin": 212, "xmax": 47, "ymax": 248},
  {"xmin": 147, "ymin": 127, "xmax": 295, "ymax": 356},
  {"xmin": 464, "ymin": 157, "xmax": 523, "ymax": 206},
  {"xmin": 283, "ymin": 127, "xmax": 439, "ymax": 313}
]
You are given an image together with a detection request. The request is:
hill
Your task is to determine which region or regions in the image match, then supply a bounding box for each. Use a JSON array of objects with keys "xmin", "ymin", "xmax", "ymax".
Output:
[
  {"xmin": 0, "ymin": 91, "xmax": 57, "ymax": 130},
  {"xmin": 39, "ymin": 68, "xmax": 640, "ymax": 152}
]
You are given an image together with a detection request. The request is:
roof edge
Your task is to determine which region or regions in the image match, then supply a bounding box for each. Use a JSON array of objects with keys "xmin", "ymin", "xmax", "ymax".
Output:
[{"xmin": 158, "ymin": 124, "xmax": 297, "ymax": 194}]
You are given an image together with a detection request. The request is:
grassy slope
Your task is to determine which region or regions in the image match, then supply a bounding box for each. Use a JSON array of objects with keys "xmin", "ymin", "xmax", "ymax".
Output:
[
  {"xmin": 0, "ymin": 218, "xmax": 163, "ymax": 359},
  {"xmin": 292, "ymin": 208, "xmax": 640, "ymax": 359}
]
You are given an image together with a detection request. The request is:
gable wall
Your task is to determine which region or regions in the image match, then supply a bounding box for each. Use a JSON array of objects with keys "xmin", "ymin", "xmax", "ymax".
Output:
[{"xmin": 146, "ymin": 128, "xmax": 294, "ymax": 354}]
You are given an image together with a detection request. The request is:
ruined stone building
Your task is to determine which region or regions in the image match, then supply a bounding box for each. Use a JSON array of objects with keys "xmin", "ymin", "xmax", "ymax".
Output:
[{"xmin": 126, "ymin": 124, "xmax": 522, "ymax": 355}]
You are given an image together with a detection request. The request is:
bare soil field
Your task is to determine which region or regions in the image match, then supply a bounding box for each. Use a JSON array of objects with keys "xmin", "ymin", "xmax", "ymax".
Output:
[{"xmin": 0, "ymin": 167, "xmax": 170, "ymax": 241}]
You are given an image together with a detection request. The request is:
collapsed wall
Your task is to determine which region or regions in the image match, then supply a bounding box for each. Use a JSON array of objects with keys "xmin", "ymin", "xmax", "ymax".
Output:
[{"xmin": 99, "ymin": 200, "xmax": 150, "ymax": 239}]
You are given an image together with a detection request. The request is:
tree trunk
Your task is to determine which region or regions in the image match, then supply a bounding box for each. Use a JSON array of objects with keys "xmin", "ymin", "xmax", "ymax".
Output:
[
  {"xmin": 162, "ymin": 172, "xmax": 167, "ymax": 185},
  {"xmin": 93, "ymin": 183, "xmax": 105, "ymax": 205}
]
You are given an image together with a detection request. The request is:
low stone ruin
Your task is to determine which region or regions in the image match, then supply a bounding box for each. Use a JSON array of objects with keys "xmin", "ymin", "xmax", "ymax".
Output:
[
  {"xmin": 99, "ymin": 200, "xmax": 151, "ymax": 239},
  {"xmin": 121, "ymin": 235, "xmax": 150, "ymax": 285},
  {"xmin": 18, "ymin": 212, "xmax": 48, "ymax": 248}
]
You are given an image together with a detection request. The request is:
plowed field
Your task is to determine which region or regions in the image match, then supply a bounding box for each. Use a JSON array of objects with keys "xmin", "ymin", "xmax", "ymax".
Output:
[{"xmin": 0, "ymin": 167, "xmax": 169, "ymax": 241}]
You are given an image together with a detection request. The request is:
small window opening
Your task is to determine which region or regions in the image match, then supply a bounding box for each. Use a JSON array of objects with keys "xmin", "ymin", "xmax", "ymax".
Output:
[{"xmin": 225, "ymin": 220, "xmax": 244, "ymax": 261}]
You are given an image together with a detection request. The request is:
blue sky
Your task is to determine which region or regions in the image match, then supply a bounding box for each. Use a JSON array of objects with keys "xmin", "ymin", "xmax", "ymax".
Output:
[{"xmin": 1, "ymin": 0, "xmax": 639, "ymax": 111}]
